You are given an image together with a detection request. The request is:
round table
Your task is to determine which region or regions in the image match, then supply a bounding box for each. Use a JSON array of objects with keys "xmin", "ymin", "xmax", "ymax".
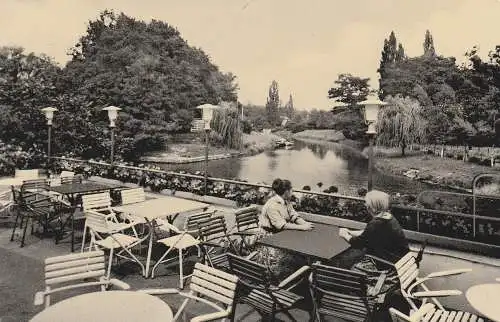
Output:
[
  {"xmin": 466, "ymin": 283, "xmax": 500, "ymax": 322},
  {"xmin": 30, "ymin": 291, "xmax": 174, "ymax": 322}
]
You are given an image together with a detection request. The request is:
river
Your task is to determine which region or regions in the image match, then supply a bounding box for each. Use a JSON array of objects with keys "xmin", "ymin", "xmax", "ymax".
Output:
[{"xmin": 154, "ymin": 139, "xmax": 439, "ymax": 196}]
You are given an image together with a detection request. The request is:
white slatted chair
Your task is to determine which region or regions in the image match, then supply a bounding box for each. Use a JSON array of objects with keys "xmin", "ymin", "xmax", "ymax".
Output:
[
  {"xmin": 395, "ymin": 252, "xmax": 483, "ymax": 321},
  {"xmin": 60, "ymin": 171, "xmax": 75, "ymax": 178},
  {"xmin": 390, "ymin": 302, "xmax": 485, "ymax": 322},
  {"xmin": 151, "ymin": 211, "xmax": 215, "ymax": 289},
  {"xmin": 84, "ymin": 210, "xmax": 148, "ymax": 278},
  {"xmin": 0, "ymin": 189, "xmax": 13, "ymax": 219},
  {"xmin": 15, "ymin": 169, "xmax": 39, "ymax": 180},
  {"xmin": 34, "ymin": 250, "xmax": 130, "ymax": 308},
  {"xmin": 140, "ymin": 262, "xmax": 239, "ymax": 322},
  {"xmin": 120, "ymin": 188, "xmax": 146, "ymax": 205},
  {"xmin": 81, "ymin": 192, "xmax": 129, "ymax": 251}
]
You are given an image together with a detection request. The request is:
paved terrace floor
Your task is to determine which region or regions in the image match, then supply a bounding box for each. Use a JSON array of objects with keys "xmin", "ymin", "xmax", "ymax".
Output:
[{"xmin": 0, "ymin": 190, "xmax": 499, "ymax": 321}]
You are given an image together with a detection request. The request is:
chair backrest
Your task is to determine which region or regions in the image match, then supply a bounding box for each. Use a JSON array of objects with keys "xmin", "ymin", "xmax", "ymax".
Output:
[
  {"xmin": 15, "ymin": 169, "xmax": 39, "ymax": 180},
  {"xmin": 60, "ymin": 176, "xmax": 82, "ymax": 185},
  {"xmin": 235, "ymin": 205, "xmax": 259, "ymax": 232},
  {"xmin": 44, "ymin": 250, "xmax": 106, "ymax": 288},
  {"xmin": 82, "ymin": 192, "xmax": 112, "ymax": 212},
  {"xmin": 394, "ymin": 252, "xmax": 419, "ymax": 294},
  {"xmin": 226, "ymin": 253, "xmax": 268, "ymax": 286},
  {"xmin": 84, "ymin": 210, "xmax": 112, "ymax": 234},
  {"xmin": 120, "ymin": 188, "xmax": 146, "ymax": 205},
  {"xmin": 198, "ymin": 215, "xmax": 230, "ymax": 244},
  {"xmin": 184, "ymin": 211, "xmax": 215, "ymax": 231},
  {"xmin": 189, "ymin": 263, "xmax": 239, "ymax": 308},
  {"xmin": 21, "ymin": 179, "xmax": 49, "ymax": 192},
  {"xmin": 60, "ymin": 171, "xmax": 75, "ymax": 177},
  {"xmin": 310, "ymin": 263, "xmax": 373, "ymax": 321}
]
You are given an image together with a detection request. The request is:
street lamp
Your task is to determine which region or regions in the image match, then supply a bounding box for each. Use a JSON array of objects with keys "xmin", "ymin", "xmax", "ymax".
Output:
[
  {"xmin": 196, "ymin": 103, "xmax": 220, "ymax": 195},
  {"xmin": 102, "ymin": 106, "xmax": 121, "ymax": 165},
  {"xmin": 358, "ymin": 96, "xmax": 387, "ymax": 191},
  {"xmin": 41, "ymin": 107, "xmax": 58, "ymax": 175}
]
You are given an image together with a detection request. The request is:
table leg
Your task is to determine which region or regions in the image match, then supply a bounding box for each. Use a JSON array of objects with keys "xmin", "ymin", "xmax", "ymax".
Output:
[{"xmin": 145, "ymin": 223, "xmax": 154, "ymax": 278}]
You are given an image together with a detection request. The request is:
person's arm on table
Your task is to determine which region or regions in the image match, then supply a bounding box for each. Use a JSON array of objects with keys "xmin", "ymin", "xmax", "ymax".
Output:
[
  {"xmin": 288, "ymin": 205, "xmax": 314, "ymax": 230},
  {"xmin": 268, "ymin": 207, "xmax": 312, "ymax": 231}
]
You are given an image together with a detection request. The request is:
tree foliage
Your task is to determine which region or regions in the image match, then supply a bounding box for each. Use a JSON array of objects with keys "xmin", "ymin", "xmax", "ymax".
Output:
[
  {"xmin": 327, "ymin": 73, "xmax": 371, "ymax": 106},
  {"xmin": 377, "ymin": 95, "xmax": 427, "ymax": 155},
  {"xmin": 0, "ymin": 10, "xmax": 239, "ymax": 160},
  {"xmin": 265, "ymin": 80, "xmax": 280, "ymax": 126}
]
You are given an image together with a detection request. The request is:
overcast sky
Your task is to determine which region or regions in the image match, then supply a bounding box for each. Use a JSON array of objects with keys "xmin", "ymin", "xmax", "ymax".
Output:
[{"xmin": 2, "ymin": 0, "xmax": 500, "ymax": 110}]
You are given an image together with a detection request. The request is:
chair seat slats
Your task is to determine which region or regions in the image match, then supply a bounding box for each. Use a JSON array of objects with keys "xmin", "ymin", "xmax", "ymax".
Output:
[
  {"xmin": 46, "ymin": 263, "xmax": 105, "ymax": 279},
  {"xmin": 192, "ymin": 271, "xmax": 238, "ymax": 292},
  {"xmin": 318, "ymin": 308, "xmax": 366, "ymax": 322},
  {"xmin": 191, "ymin": 283, "xmax": 233, "ymax": 306},
  {"xmin": 46, "ymin": 270, "xmax": 106, "ymax": 285},
  {"xmin": 46, "ymin": 256, "xmax": 104, "ymax": 271}
]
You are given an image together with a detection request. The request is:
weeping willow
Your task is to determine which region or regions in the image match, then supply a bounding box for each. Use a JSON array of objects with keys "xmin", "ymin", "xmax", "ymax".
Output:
[
  {"xmin": 377, "ymin": 95, "xmax": 427, "ymax": 156},
  {"xmin": 210, "ymin": 107, "xmax": 243, "ymax": 150}
]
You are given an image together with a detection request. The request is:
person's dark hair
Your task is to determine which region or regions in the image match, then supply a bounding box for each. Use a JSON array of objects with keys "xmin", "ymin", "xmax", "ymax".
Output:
[{"xmin": 271, "ymin": 178, "xmax": 292, "ymax": 196}]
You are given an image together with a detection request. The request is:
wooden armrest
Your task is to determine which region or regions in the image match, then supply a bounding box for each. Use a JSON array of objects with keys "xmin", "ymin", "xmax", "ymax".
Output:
[
  {"xmin": 191, "ymin": 310, "xmax": 230, "ymax": 322},
  {"xmin": 200, "ymin": 241, "xmax": 224, "ymax": 248},
  {"xmin": 364, "ymin": 254, "xmax": 395, "ymax": 267},
  {"xmin": 232, "ymin": 231, "xmax": 258, "ymax": 236},
  {"xmin": 412, "ymin": 290, "xmax": 462, "ymax": 298},
  {"xmin": 108, "ymin": 278, "xmax": 130, "ymax": 290},
  {"xmin": 137, "ymin": 288, "xmax": 179, "ymax": 295},
  {"xmin": 426, "ymin": 268, "xmax": 472, "ymax": 278},
  {"xmin": 245, "ymin": 251, "xmax": 258, "ymax": 260},
  {"xmin": 368, "ymin": 273, "xmax": 387, "ymax": 296},
  {"xmin": 278, "ymin": 265, "xmax": 310, "ymax": 289}
]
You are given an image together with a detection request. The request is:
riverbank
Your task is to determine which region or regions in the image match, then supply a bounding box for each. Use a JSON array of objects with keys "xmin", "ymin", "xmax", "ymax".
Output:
[
  {"xmin": 291, "ymin": 129, "xmax": 362, "ymax": 149},
  {"xmin": 366, "ymin": 146, "xmax": 500, "ymax": 191},
  {"xmin": 141, "ymin": 131, "xmax": 281, "ymax": 163}
]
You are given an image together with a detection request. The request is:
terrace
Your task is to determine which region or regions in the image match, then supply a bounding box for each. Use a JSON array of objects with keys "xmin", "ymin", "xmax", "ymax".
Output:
[{"xmin": 1, "ymin": 160, "xmax": 499, "ymax": 321}]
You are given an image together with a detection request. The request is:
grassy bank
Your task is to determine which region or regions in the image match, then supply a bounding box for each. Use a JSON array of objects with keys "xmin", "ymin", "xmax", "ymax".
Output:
[
  {"xmin": 292, "ymin": 129, "xmax": 362, "ymax": 149},
  {"xmin": 367, "ymin": 146, "xmax": 500, "ymax": 190}
]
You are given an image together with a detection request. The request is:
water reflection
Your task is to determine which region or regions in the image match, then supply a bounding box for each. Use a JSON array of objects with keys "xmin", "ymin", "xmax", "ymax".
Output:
[{"xmin": 156, "ymin": 140, "xmax": 438, "ymax": 195}]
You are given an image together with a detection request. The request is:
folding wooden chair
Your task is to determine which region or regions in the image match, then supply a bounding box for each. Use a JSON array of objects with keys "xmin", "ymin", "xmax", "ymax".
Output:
[
  {"xmin": 309, "ymin": 262, "xmax": 387, "ymax": 322},
  {"xmin": 232, "ymin": 205, "xmax": 260, "ymax": 255},
  {"xmin": 393, "ymin": 252, "xmax": 482, "ymax": 321},
  {"xmin": 140, "ymin": 263, "xmax": 239, "ymax": 322},
  {"xmin": 151, "ymin": 211, "xmax": 216, "ymax": 288},
  {"xmin": 389, "ymin": 302, "xmax": 485, "ymax": 322},
  {"xmin": 120, "ymin": 187, "xmax": 146, "ymax": 205},
  {"xmin": 84, "ymin": 210, "xmax": 148, "ymax": 278},
  {"xmin": 226, "ymin": 253, "xmax": 309, "ymax": 321},
  {"xmin": 34, "ymin": 250, "xmax": 130, "ymax": 308},
  {"xmin": 197, "ymin": 215, "xmax": 239, "ymax": 269}
]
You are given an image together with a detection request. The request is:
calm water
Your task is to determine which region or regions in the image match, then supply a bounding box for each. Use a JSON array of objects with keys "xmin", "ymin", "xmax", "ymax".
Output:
[{"xmin": 154, "ymin": 140, "xmax": 437, "ymax": 195}]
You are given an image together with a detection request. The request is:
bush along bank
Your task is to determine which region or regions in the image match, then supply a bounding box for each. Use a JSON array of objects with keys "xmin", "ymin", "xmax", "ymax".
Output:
[{"xmin": 48, "ymin": 158, "xmax": 500, "ymax": 246}]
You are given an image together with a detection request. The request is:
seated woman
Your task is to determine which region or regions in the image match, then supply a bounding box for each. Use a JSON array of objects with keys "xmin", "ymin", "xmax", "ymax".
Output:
[
  {"xmin": 253, "ymin": 178, "xmax": 313, "ymax": 282},
  {"xmin": 339, "ymin": 189, "xmax": 409, "ymax": 265}
]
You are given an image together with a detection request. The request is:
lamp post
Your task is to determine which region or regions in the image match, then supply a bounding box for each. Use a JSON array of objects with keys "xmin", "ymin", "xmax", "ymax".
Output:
[
  {"xmin": 358, "ymin": 96, "xmax": 387, "ymax": 191},
  {"xmin": 102, "ymin": 106, "xmax": 121, "ymax": 165},
  {"xmin": 196, "ymin": 103, "xmax": 220, "ymax": 195},
  {"xmin": 41, "ymin": 107, "xmax": 58, "ymax": 175}
]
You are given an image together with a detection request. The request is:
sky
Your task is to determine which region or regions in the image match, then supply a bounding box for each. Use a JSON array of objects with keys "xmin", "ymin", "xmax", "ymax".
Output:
[{"xmin": 2, "ymin": 0, "xmax": 500, "ymax": 110}]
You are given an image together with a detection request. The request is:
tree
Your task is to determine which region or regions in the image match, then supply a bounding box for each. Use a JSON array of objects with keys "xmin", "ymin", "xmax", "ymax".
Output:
[
  {"xmin": 210, "ymin": 106, "xmax": 242, "ymax": 149},
  {"xmin": 377, "ymin": 95, "xmax": 427, "ymax": 156},
  {"xmin": 327, "ymin": 73, "xmax": 371, "ymax": 106},
  {"xmin": 265, "ymin": 80, "xmax": 280, "ymax": 125},
  {"xmin": 396, "ymin": 43, "xmax": 406, "ymax": 62},
  {"xmin": 423, "ymin": 30, "xmax": 436, "ymax": 57},
  {"xmin": 284, "ymin": 93, "xmax": 295, "ymax": 118}
]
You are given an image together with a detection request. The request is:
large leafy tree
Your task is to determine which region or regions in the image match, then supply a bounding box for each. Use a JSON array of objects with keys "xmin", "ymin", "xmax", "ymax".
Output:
[
  {"xmin": 377, "ymin": 95, "xmax": 427, "ymax": 156},
  {"xmin": 0, "ymin": 47, "xmax": 61, "ymax": 153},
  {"xmin": 61, "ymin": 10, "xmax": 238, "ymax": 159},
  {"xmin": 327, "ymin": 73, "xmax": 371, "ymax": 106}
]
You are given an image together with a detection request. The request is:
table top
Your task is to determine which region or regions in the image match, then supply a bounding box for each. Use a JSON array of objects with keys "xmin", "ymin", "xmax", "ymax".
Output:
[
  {"xmin": 257, "ymin": 222, "xmax": 350, "ymax": 261},
  {"xmin": 113, "ymin": 195, "xmax": 209, "ymax": 220},
  {"xmin": 30, "ymin": 291, "xmax": 173, "ymax": 322},
  {"xmin": 49, "ymin": 182, "xmax": 117, "ymax": 195},
  {"xmin": 466, "ymin": 283, "xmax": 500, "ymax": 321}
]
